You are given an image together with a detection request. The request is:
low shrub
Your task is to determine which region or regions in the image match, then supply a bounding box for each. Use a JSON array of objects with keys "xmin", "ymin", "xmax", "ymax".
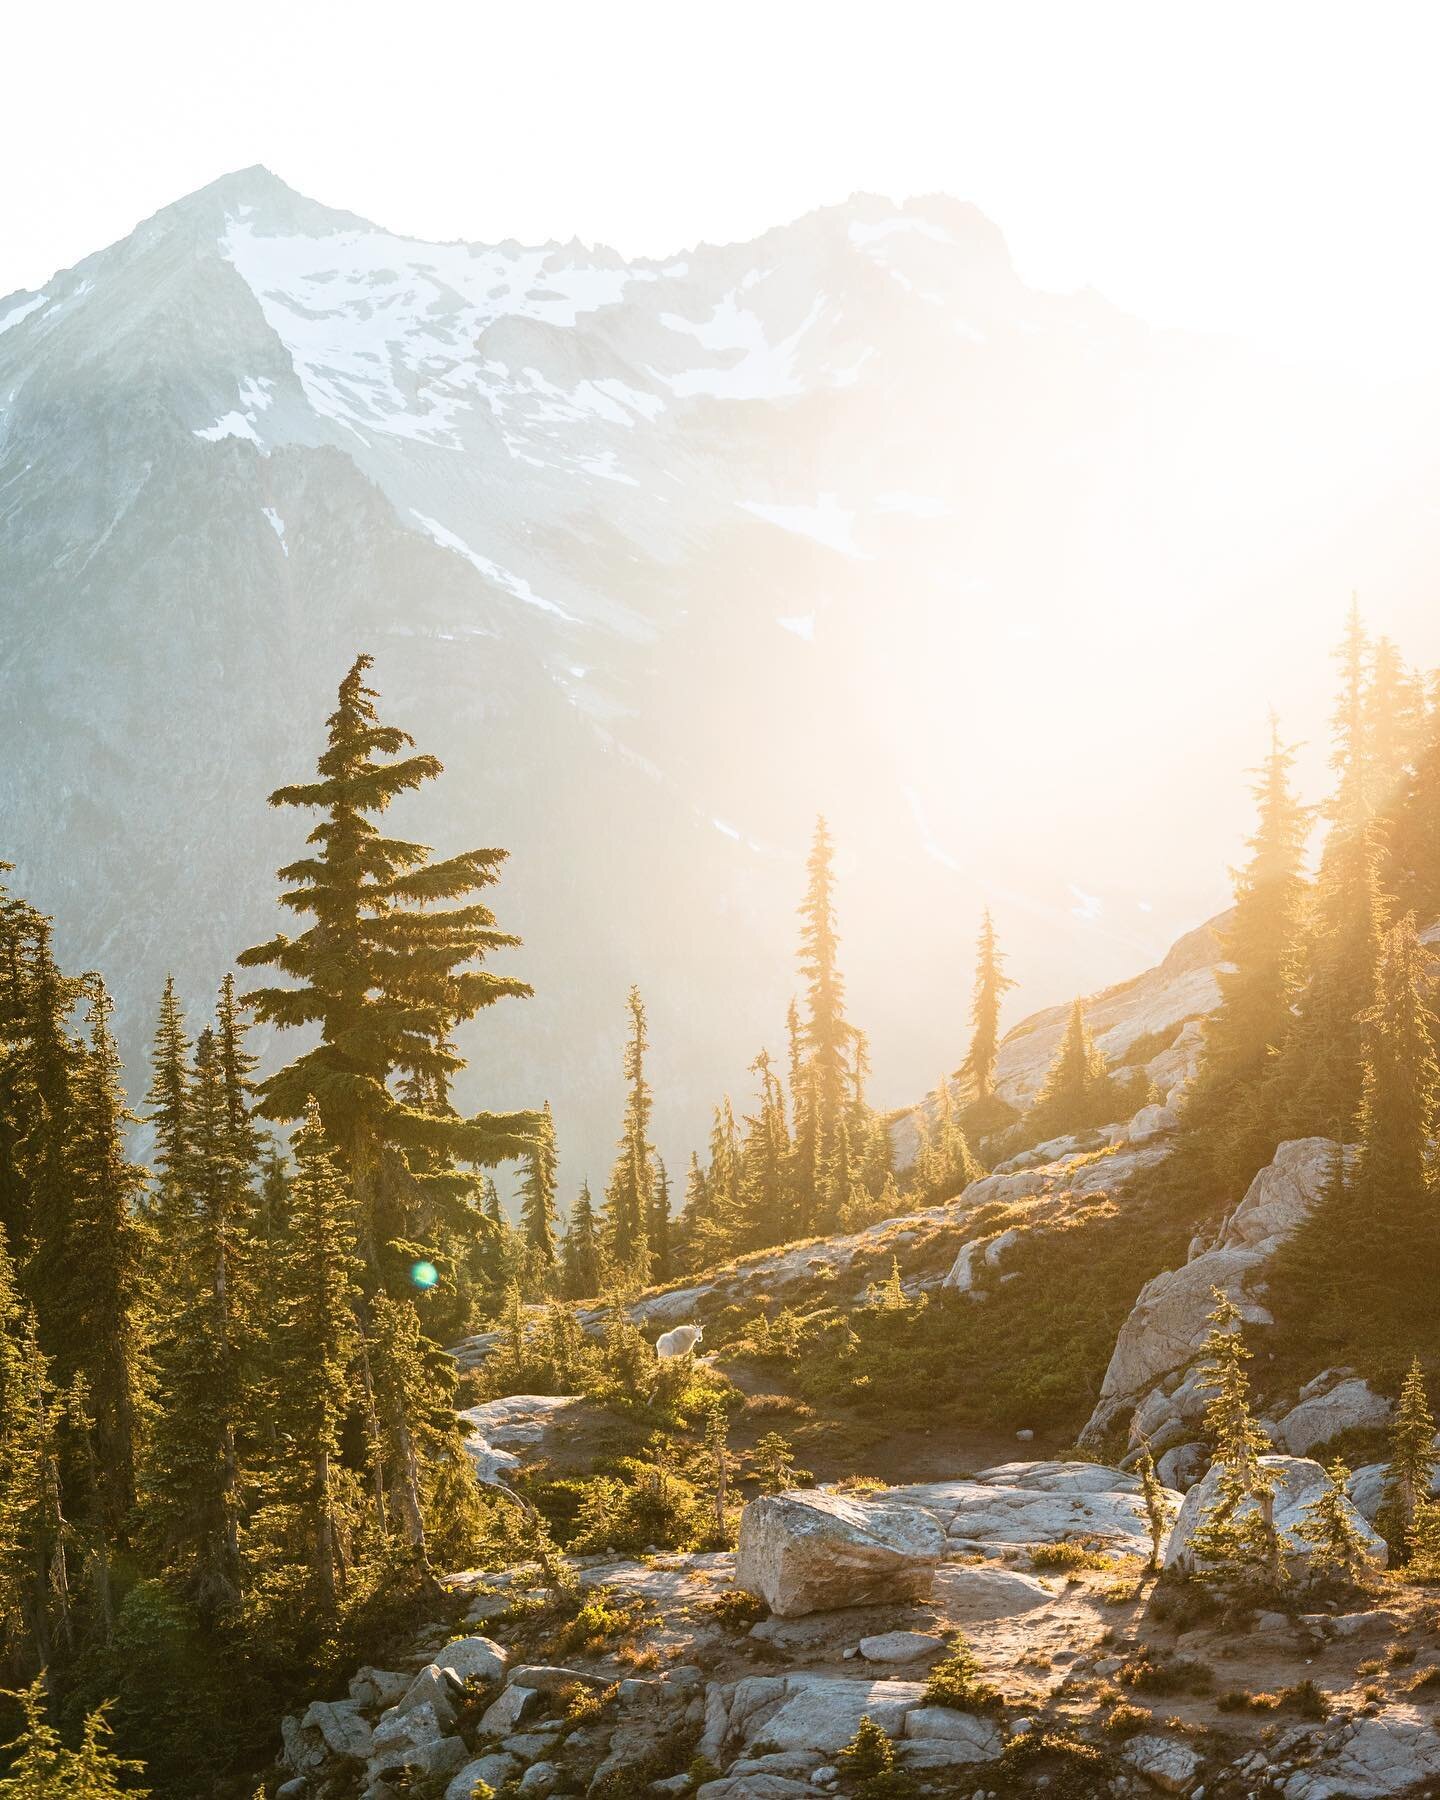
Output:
[
  {"xmin": 1117, "ymin": 1647, "xmax": 1213, "ymax": 1696},
  {"xmin": 922, "ymin": 1639, "xmax": 1002, "ymax": 1712},
  {"xmin": 1029, "ymin": 1541, "xmax": 1113, "ymax": 1573},
  {"xmin": 709, "ymin": 1589, "xmax": 768, "ymax": 1632}
]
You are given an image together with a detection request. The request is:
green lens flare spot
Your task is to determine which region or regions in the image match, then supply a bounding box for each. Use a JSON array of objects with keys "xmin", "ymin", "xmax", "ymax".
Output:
[{"xmin": 410, "ymin": 1259, "xmax": 439, "ymax": 1290}]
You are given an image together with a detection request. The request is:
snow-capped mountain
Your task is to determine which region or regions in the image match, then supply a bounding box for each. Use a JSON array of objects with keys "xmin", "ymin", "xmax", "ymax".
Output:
[{"xmin": 4, "ymin": 167, "xmax": 1439, "ymax": 1181}]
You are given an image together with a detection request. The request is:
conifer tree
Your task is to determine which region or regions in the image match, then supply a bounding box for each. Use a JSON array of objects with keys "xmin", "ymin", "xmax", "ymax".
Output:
[
  {"xmin": 144, "ymin": 978, "xmax": 190, "ymax": 1233},
  {"xmin": 1272, "ymin": 822, "xmax": 1386, "ymax": 1141},
  {"xmin": 238, "ymin": 653, "xmax": 538, "ymax": 1280},
  {"xmin": 738, "ymin": 1051, "xmax": 791, "ymax": 1251},
  {"xmin": 61, "ymin": 980, "xmax": 150, "ymax": 1534},
  {"xmin": 1137, "ymin": 1446, "xmax": 1170, "ymax": 1574},
  {"xmin": 561, "ymin": 1182, "xmax": 601, "ymax": 1300},
  {"xmin": 1187, "ymin": 1290, "xmax": 1282, "ymax": 1584},
  {"xmin": 519, "ymin": 1102, "xmax": 560, "ymax": 1272},
  {"xmin": 960, "ymin": 909, "xmax": 1016, "ymax": 1109},
  {"xmin": 1186, "ymin": 722, "xmax": 1310, "ymax": 1183},
  {"xmin": 1365, "ymin": 635, "xmax": 1423, "ymax": 812},
  {"xmin": 1328, "ymin": 597, "xmax": 1371, "ymax": 832},
  {"xmin": 648, "ymin": 1160, "xmax": 673, "ymax": 1284},
  {"xmin": 270, "ymin": 1102, "xmax": 363, "ymax": 1608},
  {"xmin": 1346, "ymin": 914, "xmax": 1440, "ymax": 1304},
  {"xmin": 1377, "ymin": 1356, "xmax": 1438, "ymax": 1560},
  {"xmin": 1293, "ymin": 1458, "xmax": 1375, "ymax": 1584},
  {"xmin": 145, "ymin": 1013, "xmax": 253, "ymax": 1616},
  {"xmin": 795, "ymin": 819, "xmax": 852, "ymax": 1230},
  {"xmin": 1387, "ymin": 672, "xmax": 1440, "ymax": 922},
  {"xmin": 0, "ymin": 1678, "xmax": 146, "ymax": 1799},
  {"xmin": 1026, "ymin": 999, "xmax": 1114, "ymax": 1140},
  {"xmin": 602, "ymin": 987, "xmax": 654, "ymax": 1280}
]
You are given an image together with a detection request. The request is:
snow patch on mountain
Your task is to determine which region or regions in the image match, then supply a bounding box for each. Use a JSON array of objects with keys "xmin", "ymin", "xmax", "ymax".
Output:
[{"xmin": 741, "ymin": 494, "xmax": 866, "ymax": 556}]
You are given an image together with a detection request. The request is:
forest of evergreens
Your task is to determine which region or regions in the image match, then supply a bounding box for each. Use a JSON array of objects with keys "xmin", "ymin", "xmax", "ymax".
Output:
[{"xmin": 0, "ymin": 606, "xmax": 1438, "ymax": 1793}]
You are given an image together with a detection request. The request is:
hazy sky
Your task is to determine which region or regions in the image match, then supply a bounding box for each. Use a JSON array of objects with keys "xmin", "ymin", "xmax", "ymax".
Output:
[{"xmin": 8, "ymin": 1, "xmax": 1440, "ymax": 373}]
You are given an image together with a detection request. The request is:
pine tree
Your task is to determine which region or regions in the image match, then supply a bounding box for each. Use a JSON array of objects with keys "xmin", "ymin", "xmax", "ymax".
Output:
[
  {"xmin": 560, "ymin": 1182, "xmax": 601, "ymax": 1301},
  {"xmin": 271, "ymin": 1101, "xmax": 364, "ymax": 1608},
  {"xmin": 750, "ymin": 1431, "xmax": 812, "ymax": 1494},
  {"xmin": 145, "ymin": 1011, "xmax": 253, "ymax": 1616},
  {"xmin": 1137, "ymin": 1446, "xmax": 1171, "ymax": 1574},
  {"xmin": 519, "ymin": 1102, "xmax": 560, "ymax": 1272},
  {"xmin": 61, "ymin": 980, "xmax": 151, "ymax": 1534},
  {"xmin": 693, "ymin": 1100, "xmax": 741, "ymax": 1265},
  {"xmin": 143, "ymin": 978, "xmax": 190, "ymax": 1233},
  {"xmin": 1272, "ymin": 822, "xmax": 1386, "ymax": 1141},
  {"xmin": 1026, "ymin": 999, "xmax": 1114, "ymax": 1140},
  {"xmin": 602, "ymin": 987, "xmax": 654, "ymax": 1280},
  {"xmin": 1377, "ymin": 1357, "xmax": 1437, "ymax": 1560},
  {"xmin": 1343, "ymin": 914, "xmax": 1440, "ymax": 1321},
  {"xmin": 1328, "ymin": 596, "xmax": 1371, "ymax": 832},
  {"xmin": 648, "ymin": 1160, "xmax": 673, "ymax": 1284},
  {"xmin": 1293, "ymin": 1458, "xmax": 1376, "ymax": 1584},
  {"xmin": 238, "ymin": 653, "xmax": 538, "ymax": 1281},
  {"xmin": 1186, "ymin": 1290, "xmax": 1282, "ymax": 1585},
  {"xmin": 1365, "ymin": 636, "xmax": 1423, "ymax": 814},
  {"xmin": 0, "ymin": 1678, "xmax": 147, "ymax": 1798},
  {"xmin": 1186, "ymin": 721, "xmax": 1311, "ymax": 1184},
  {"xmin": 1387, "ymin": 672, "xmax": 1440, "ymax": 922},
  {"xmin": 795, "ymin": 819, "xmax": 852, "ymax": 1231},
  {"xmin": 959, "ymin": 909, "xmax": 1016, "ymax": 1111},
  {"xmin": 738, "ymin": 1051, "xmax": 791, "ymax": 1252},
  {"xmin": 0, "ymin": 1224, "xmax": 69, "ymax": 1669}
]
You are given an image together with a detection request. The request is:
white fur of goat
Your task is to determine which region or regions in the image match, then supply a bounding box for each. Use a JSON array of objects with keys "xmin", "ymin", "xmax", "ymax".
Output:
[{"xmin": 655, "ymin": 1323, "xmax": 704, "ymax": 1360}]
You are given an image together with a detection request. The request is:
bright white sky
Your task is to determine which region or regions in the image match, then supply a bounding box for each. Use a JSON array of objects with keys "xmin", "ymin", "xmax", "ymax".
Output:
[{"xmin": 7, "ymin": 0, "xmax": 1440, "ymax": 374}]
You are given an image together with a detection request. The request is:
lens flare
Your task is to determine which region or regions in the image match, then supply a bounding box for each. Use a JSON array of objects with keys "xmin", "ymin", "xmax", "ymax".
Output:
[{"xmin": 410, "ymin": 1259, "xmax": 439, "ymax": 1290}]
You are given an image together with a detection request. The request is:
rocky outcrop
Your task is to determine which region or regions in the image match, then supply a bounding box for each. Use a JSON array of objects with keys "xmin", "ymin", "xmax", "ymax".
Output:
[
  {"xmin": 735, "ymin": 1492, "xmax": 944, "ymax": 1617},
  {"xmin": 458, "ymin": 1394, "xmax": 587, "ymax": 1484},
  {"xmin": 1081, "ymin": 1137, "xmax": 1338, "ymax": 1446},
  {"xmin": 1275, "ymin": 1371, "xmax": 1392, "ymax": 1456},
  {"xmin": 885, "ymin": 1460, "xmax": 1181, "ymax": 1559},
  {"xmin": 1276, "ymin": 1716, "xmax": 1440, "ymax": 1797},
  {"xmin": 1165, "ymin": 1454, "xmax": 1387, "ymax": 1576}
]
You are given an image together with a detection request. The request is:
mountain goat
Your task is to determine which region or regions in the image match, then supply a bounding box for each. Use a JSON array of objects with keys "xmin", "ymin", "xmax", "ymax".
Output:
[{"xmin": 655, "ymin": 1323, "xmax": 703, "ymax": 1360}]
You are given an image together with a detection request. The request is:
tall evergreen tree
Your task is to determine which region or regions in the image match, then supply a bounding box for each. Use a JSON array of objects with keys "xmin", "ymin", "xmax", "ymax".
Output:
[
  {"xmin": 270, "ymin": 1102, "xmax": 364, "ymax": 1609},
  {"xmin": 1388, "ymin": 672, "xmax": 1440, "ymax": 923},
  {"xmin": 1186, "ymin": 1289, "xmax": 1282, "ymax": 1584},
  {"xmin": 1377, "ymin": 1357, "xmax": 1437, "ymax": 1560},
  {"xmin": 143, "ymin": 978, "xmax": 190, "ymax": 1234},
  {"xmin": 959, "ymin": 909, "xmax": 1016, "ymax": 1111},
  {"xmin": 1186, "ymin": 721, "xmax": 1310, "ymax": 1183},
  {"xmin": 519, "ymin": 1101, "xmax": 560, "ymax": 1273},
  {"xmin": 1025, "ymin": 999, "xmax": 1114, "ymax": 1140},
  {"xmin": 61, "ymin": 981, "xmax": 150, "ymax": 1535},
  {"xmin": 648, "ymin": 1159, "xmax": 673, "ymax": 1284},
  {"xmin": 602, "ymin": 987, "xmax": 654, "ymax": 1280},
  {"xmin": 796, "ymin": 818, "xmax": 850, "ymax": 1228},
  {"xmin": 738, "ymin": 1051, "xmax": 791, "ymax": 1251},
  {"xmin": 238, "ymin": 653, "xmax": 538, "ymax": 1282},
  {"xmin": 560, "ymin": 1181, "xmax": 601, "ymax": 1300}
]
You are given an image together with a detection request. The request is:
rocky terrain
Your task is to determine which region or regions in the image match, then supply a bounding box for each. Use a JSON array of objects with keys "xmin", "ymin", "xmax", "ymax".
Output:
[{"xmin": 277, "ymin": 1448, "xmax": 1440, "ymax": 1799}]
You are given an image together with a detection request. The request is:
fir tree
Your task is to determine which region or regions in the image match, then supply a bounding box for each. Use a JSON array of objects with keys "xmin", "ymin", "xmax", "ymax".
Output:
[
  {"xmin": 0, "ymin": 1678, "xmax": 147, "ymax": 1799},
  {"xmin": 959, "ymin": 909, "xmax": 1016, "ymax": 1108},
  {"xmin": 1377, "ymin": 1357, "xmax": 1437, "ymax": 1560},
  {"xmin": 1328, "ymin": 596, "xmax": 1371, "ymax": 832},
  {"xmin": 648, "ymin": 1160, "xmax": 673, "ymax": 1285},
  {"xmin": 143, "ymin": 978, "xmax": 190, "ymax": 1233},
  {"xmin": 519, "ymin": 1102, "xmax": 560, "ymax": 1272},
  {"xmin": 1026, "ymin": 999, "xmax": 1114, "ymax": 1140},
  {"xmin": 1365, "ymin": 635, "xmax": 1423, "ymax": 813},
  {"xmin": 795, "ymin": 819, "xmax": 852, "ymax": 1231},
  {"xmin": 62, "ymin": 980, "xmax": 150, "ymax": 1535},
  {"xmin": 602, "ymin": 987, "xmax": 654, "ymax": 1280},
  {"xmin": 1186, "ymin": 721, "xmax": 1311, "ymax": 1184},
  {"xmin": 694, "ymin": 1100, "xmax": 741, "ymax": 1264},
  {"xmin": 1186, "ymin": 1289, "xmax": 1282, "ymax": 1585},
  {"xmin": 738, "ymin": 1051, "xmax": 791, "ymax": 1252},
  {"xmin": 264, "ymin": 1103, "xmax": 364, "ymax": 1608},
  {"xmin": 1388, "ymin": 672, "xmax": 1440, "ymax": 921},
  {"xmin": 1272, "ymin": 823, "xmax": 1386, "ymax": 1141},
  {"xmin": 1137, "ymin": 1446, "xmax": 1171, "ymax": 1574},
  {"xmin": 560, "ymin": 1182, "xmax": 601, "ymax": 1301},
  {"xmin": 238, "ymin": 653, "xmax": 538, "ymax": 1280},
  {"xmin": 1293, "ymin": 1458, "xmax": 1376, "ymax": 1584}
]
